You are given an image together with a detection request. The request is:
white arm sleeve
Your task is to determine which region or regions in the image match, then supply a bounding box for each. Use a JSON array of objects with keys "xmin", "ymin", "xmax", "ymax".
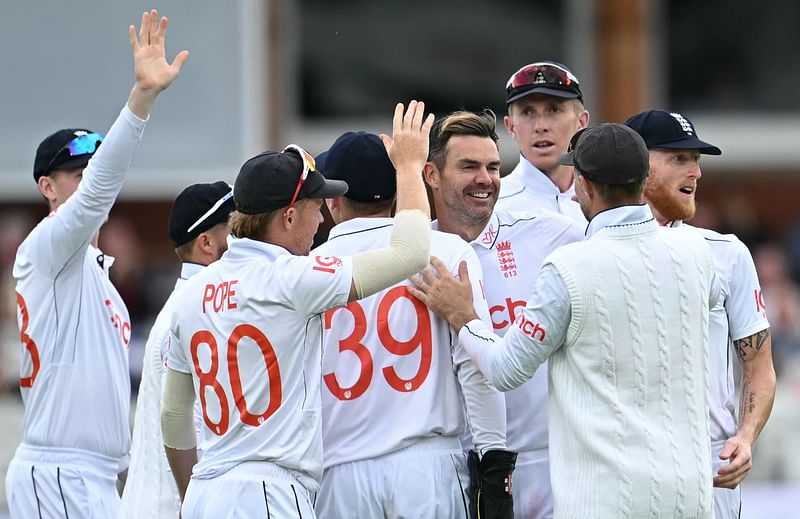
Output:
[
  {"xmin": 451, "ymin": 250, "xmax": 507, "ymax": 453},
  {"xmin": 351, "ymin": 209, "xmax": 430, "ymax": 299},
  {"xmin": 160, "ymin": 368, "xmax": 197, "ymax": 450}
]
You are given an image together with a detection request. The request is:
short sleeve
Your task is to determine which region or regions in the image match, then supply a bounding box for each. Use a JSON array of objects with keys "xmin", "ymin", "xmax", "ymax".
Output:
[{"xmin": 725, "ymin": 239, "xmax": 770, "ymax": 340}]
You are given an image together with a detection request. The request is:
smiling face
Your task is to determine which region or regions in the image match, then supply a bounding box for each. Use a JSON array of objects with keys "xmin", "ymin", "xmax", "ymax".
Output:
[
  {"xmin": 426, "ymin": 135, "xmax": 501, "ymax": 238},
  {"xmin": 644, "ymin": 149, "xmax": 703, "ymax": 225},
  {"xmin": 504, "ymin": 95, "xmax": 588, "ymax": 175}
]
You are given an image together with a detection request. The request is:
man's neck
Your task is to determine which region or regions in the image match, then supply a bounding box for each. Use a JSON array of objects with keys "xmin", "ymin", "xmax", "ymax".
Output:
[
  {"xmin": 546, "ymin": 164, "xmax": 575, "ymax": 193},
  {"xmin": 435, "ymin": 212, "xmax": 487, "ymax": 243},
  {"xmin": 645, "ymin": 202, "xmax": 670, "ymax": 226}
]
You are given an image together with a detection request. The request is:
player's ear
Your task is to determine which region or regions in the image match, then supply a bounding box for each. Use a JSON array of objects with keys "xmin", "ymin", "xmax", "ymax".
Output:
[
  {"xmin": 503, "ymin": 113, "xmax": 515, "ymax": 137},
  {"xmin": 38, "ymin": 175, "xmax": 57, "ymax": 206},
  {"xmin": 282, "ymin": 206, "xmax": 296, "ymax": 227},
  {"xmin": 423, "ymin": 162, "xmax": 439, "ymax": 189}
]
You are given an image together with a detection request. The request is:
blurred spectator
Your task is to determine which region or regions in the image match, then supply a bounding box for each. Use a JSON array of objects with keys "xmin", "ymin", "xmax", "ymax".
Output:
[{"xmin": 754, "ymin": 243, "xmax": 800, "ymax": 376}]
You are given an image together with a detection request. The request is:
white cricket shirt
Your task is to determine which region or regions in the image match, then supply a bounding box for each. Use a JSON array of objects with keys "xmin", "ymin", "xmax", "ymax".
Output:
[
  {"xmin": 497, "ymin": 155, "xmax": 587, "ymax": 225},
  {"xmin": 315, "ymin": 218, "xmax": 506, "ymax": 468},
  {"xmin": 671, "ymin": 221, "xmax": 770, "ymax": 442},
  {"xmin": 13, "ymin": 106, "xmax": 146, "ymax": 467},
  {"xmin": 121, "ymin": 262, "xmax": 205, "ymax": 519},
  {"xmin": 460, "ymin": 209, "xmax": 584, "ymax": 453},
  {"xmin": 167, "ymin": 237, "xmax": 353, "ymax": 491}
]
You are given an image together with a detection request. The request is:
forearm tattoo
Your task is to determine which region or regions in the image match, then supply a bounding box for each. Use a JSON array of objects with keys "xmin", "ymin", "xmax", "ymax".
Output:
[
  {"xmin": 740, "ymin": 379, "xmax": 756, "ymax": 419},
  {"xmin": 734, "ymin": 329, "xmax": 770, "ymax": 362}
]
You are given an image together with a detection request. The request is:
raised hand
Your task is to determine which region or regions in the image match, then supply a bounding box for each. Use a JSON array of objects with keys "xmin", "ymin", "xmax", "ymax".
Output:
[
  {"xmin": 127, "ymin": 9, "xmax": 190, "ymax": 118},
  {"xmin": 380, "ymin": 101, "xmax": 435, "ymax": 175}
]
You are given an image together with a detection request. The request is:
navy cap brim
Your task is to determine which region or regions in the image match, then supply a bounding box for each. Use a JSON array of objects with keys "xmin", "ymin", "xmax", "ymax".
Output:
[
  {"xmin": 507, "ymin": 86, "xmax": 582, "ymax": 105},
  {"xmin": 45, "ymin": 154, "xmax": 92, "ymax": 176},
  {"xmin": 650, "ymin": 138, "xmax": 722, "ymax": 156},
  {"xmin": 557, "ymin": 152, "xmax": 574, "ymax": 166}
]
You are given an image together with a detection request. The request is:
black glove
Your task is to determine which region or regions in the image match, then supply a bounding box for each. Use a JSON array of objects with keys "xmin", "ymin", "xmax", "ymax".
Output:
[{"xmin": 468, "ymin": 449, "xmax": 517, "ymax": 519}]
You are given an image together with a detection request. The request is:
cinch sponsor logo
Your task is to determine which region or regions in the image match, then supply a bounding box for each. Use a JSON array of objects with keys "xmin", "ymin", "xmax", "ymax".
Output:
[
  {"xmin": 490, "ymin": 297, "xmax": 526, "ymax": 330},
  {"xmin": 514, "ymin": 312, "xmax": 546, "ymax": 341}
]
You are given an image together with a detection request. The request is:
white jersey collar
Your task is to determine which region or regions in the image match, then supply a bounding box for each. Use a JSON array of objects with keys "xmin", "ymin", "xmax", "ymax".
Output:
[
  {"xmin": 470, "ymin": 212, "xmax": 502, "ymax": 250},
  {"xmin": 585, "ymin": 204, "xmax": 655, "ymax": 239},
  {"xmin": 225, "ymin": 236, "xmax": 293, "ymax": 261},
  {"xmin": 180, "ymin": 262, "xmax": 205, "ymax": 280},
  {"xmin": 88, "ymin": 244, "xmax": 115, "ymax": 274},
  {"xmin": 326, "ymin": 217, "xmax": 395, "ymax": 241},
  {"xmin": 515, "ymin": 155, "xmax": 572, "ymax": 198}
]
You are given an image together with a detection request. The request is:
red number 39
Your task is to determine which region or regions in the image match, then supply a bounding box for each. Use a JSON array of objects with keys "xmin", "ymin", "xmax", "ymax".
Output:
[
  {"xmin": 190, "ymin": 324, "xmax": 283, "ymax": 436},
  {"xmin": 323, "ymin": 286, "xmax": 432, "ymax": 400}
]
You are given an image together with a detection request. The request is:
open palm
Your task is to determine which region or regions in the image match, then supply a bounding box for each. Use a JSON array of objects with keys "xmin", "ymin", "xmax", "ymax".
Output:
[{"xmin": 129, "ymin": 9, "xmax": 189, "ymax": 93}]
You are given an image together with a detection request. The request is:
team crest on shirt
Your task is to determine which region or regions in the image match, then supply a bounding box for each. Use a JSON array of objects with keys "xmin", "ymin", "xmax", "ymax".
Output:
[
  {"xmin": 313, "ymin": 255, "xmax": 343, "ymax": 274},
  {"xmin": 496, "ymin": 240, "xmax": 517, "ymax": 278}
]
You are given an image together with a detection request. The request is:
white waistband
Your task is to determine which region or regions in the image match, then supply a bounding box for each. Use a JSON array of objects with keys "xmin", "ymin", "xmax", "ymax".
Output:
[
  {"xmin": 14, "ymin": 443, "xmax": 121, "ymax": 475},
  {"xmin": 202, "ymin": 460, "xmax": 314, "ymax": 494},
  {"xmin": 389, "ymin": 435, "xmax": 463, "ymax": 457}
]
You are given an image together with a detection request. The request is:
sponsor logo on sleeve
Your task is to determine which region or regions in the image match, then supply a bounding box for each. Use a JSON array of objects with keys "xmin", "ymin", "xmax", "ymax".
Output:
[
  {"xmin": 514, "ymin": 311, "xmax": 546, "ymax": 341},
  {"xmin": 313, "ymin": 256, "xmax": 343, "ymax": 274},
  {"xmin": 755, "ymin": 288, "xmax": 766, "ymax": 314}
]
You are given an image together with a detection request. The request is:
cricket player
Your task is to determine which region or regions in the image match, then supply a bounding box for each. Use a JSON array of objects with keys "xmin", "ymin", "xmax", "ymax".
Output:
[
  {"xmin": 312, "ymin": 131, "xmax": 508, "ymax": 518},
  {"xmin": 120, "ymin": 181, "xmax": 234, "ymax": 518},
  {"xmin": 497, "ymin": 61, "xmax": 589, "ymax": 224},
  {"xmin": 161, "ymin": 101, "xmax": 434, "ymax": 517},
  {"xmin": 625, "ymin": 109, "xmax": 776, "ymax": 518},
  {"xmin": 412, "ymin": 124, "xmax": 720, "ymax": 518},
  {"xmin": 6, "ymin": 10, "xmax": 188, "ymax": 518},
  {"xmin": 423, "ymin": 109, "xmax": 584, "ymax": 519}
]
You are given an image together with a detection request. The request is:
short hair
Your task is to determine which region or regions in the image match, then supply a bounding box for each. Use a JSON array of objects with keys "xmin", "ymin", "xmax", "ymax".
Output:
[
  {"xmin": 174, "ymin": 239, "xmax": 195, "ymax": 261},
  {"xmin": 341, "ymin": 197, "xmax": 395, "ymax": 216},
  {"xmin": 429, "ymin": 110, "xmax": 499, "ymax": 170},
  {"xmin": 229, "ymin": 210, "xmax": 279, "ymax": 240},
  {"xmin": 581, "ymin": 173, "xmax": 646, "ymax": 205}
]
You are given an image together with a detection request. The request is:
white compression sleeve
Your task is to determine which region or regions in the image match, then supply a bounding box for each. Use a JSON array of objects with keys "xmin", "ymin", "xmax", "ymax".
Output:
[
  {"xmin": 161, "ymin": 368, "xmax": 197, "ymax": 450},
  {"xmin": 351, "ymin": 209, "xmax": 430, "ymax": 299}
]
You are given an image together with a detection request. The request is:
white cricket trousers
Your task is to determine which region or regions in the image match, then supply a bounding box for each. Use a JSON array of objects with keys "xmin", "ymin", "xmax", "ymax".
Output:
[
  {"xmin": 314, "ymin": 436, "xmax": 470, "ymax": 519},
  {"xmin": 712, "ymin": 440, "xmax": 743, "ymax": 519},
  {"xmin": 512, "ymin": 448, "xmax": 553, "ymax": 519},
  {"xmin": 182, "ymin": 461, "xmax": 316, "ymax": 518},
  {"xmin": 6, "ymin": 444, "xmax": 121, "ymax": 519}
]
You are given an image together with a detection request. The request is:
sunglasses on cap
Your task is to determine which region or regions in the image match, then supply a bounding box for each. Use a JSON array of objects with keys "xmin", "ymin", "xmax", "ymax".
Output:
[
  {"xmin": 186, "ymin": 189, "xmax": 234, "ymax": 233},
  {"xmin": 506, "ymin": 62, "xmax": 580, "ymax": 91},
  {"xmin": 44, "ymin": 132, "xmax": 104, "ymax": 174},
  {"xmin": 283, "ymin": 144, "xmax": 317, "ymax": 213}
]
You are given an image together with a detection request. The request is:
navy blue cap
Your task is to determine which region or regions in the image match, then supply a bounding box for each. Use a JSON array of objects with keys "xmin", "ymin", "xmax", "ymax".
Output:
[
  {"xmin": 316, "ymin": 132, "xmax": 396, "ymax": 203},
  {"xmin": 624, "ymin": 110, "xmax": 721, "ymax": 155}
]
